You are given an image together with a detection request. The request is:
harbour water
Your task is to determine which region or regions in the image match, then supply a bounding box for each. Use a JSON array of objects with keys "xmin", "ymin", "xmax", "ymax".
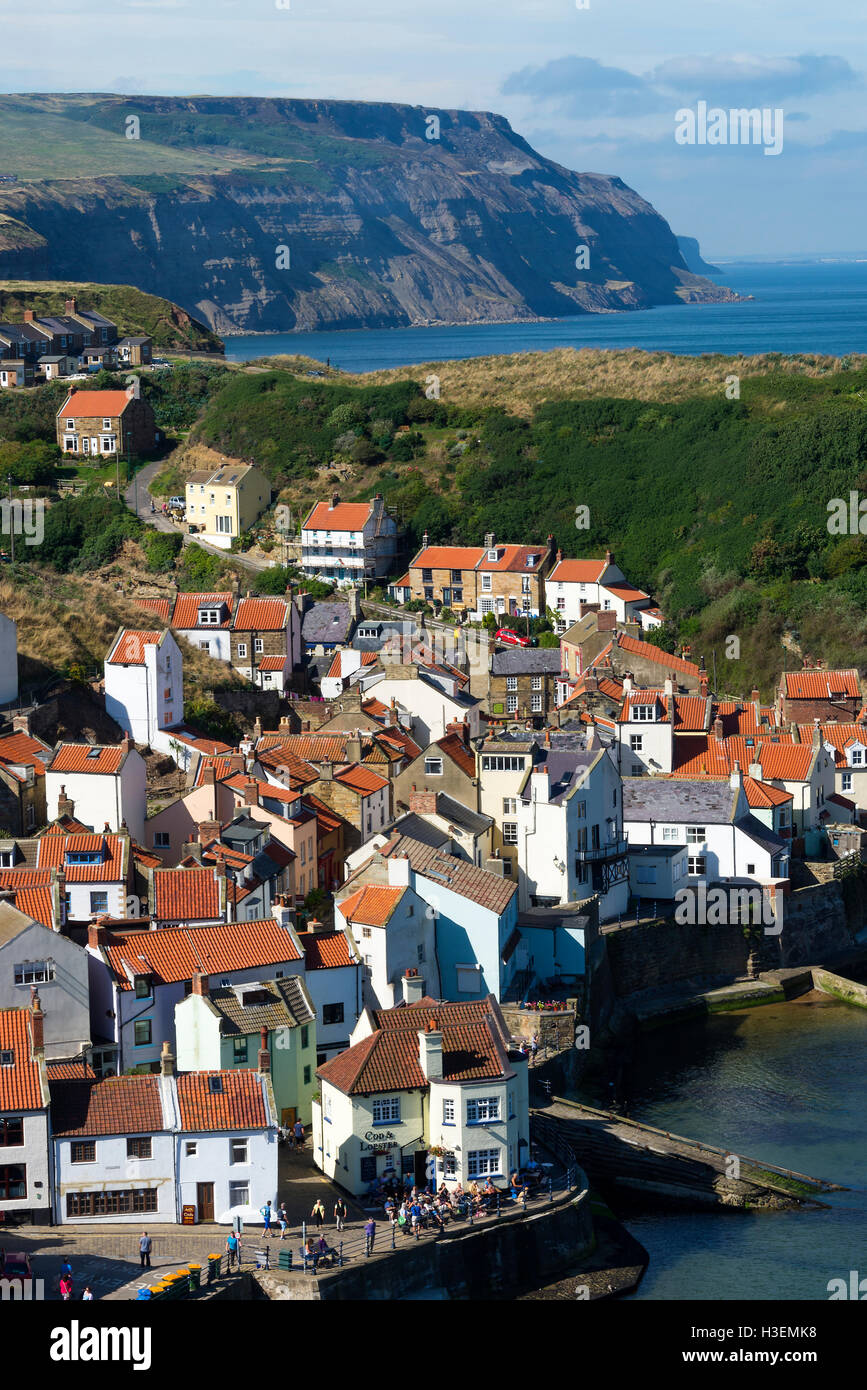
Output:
[
  {"xmin": 575, "ymin": 996, "xmax": 867, "ymax": 1301},
  {"xmin": 223, "ymin": 262, "xmax": 867, "ymax": 372}
]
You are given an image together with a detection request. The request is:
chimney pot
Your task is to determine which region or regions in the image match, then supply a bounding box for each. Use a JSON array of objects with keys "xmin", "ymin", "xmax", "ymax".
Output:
[{"xmin": 160, "ymin": 1040, "xmax": 175, "ymax": 1077}]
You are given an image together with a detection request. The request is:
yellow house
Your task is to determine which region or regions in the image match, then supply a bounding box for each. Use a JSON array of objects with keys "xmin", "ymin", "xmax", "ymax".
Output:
[{"xmin": 185, "ymin": 463, "xmax": 272, "ymax": 550}]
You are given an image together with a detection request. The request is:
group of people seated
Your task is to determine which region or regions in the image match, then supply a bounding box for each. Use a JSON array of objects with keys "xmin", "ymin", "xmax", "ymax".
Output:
[
  {"xmin": 301, "ymin": 1235, "xmax": 337, "ymax": 1270},
  {"xmin": 365, "ymin": 1162, "xmax": 545, "ymax": 1234}
]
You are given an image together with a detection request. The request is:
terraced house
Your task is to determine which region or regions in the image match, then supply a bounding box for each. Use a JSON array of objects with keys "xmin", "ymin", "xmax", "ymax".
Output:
[
  {"xmin": 56, "ymin": 384, "xmax": 158, "ymax": 457},
  {"xmin": 301, "ymin": 493, "xmax": 399, "ymax": 586},
  {"xmin": 405, "ymin": 533, "xmax": 556, "ymax": 619},
  {"xmin": 230, "ymin": 596, "xmax": 300, "ymax": 687}
]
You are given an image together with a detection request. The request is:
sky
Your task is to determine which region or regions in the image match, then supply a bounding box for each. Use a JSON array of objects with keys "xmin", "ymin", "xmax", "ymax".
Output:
[{"xmin": 2, "ymin": 0, "xmax": 865, "ymax": 257}]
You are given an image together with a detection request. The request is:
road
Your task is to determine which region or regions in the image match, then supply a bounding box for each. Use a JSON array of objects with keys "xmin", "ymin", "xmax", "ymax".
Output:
[{"xmin": 124, "ymin": 460, "xmax": 273, "ymax": 572}]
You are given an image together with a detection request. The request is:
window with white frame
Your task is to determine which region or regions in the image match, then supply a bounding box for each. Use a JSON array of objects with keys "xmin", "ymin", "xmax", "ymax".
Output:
[
  {"xmin": 502, "ymin": 822, "xmax": 518, "ymax": 844},
  {"xmin": 662, "ymin": 827, "xmax": 678, "ymax": 841},
  {"xmin": 237, "ymin": 643, "xmax": 247, "ymax": 659},
  {"xmin": 530, "ymin": 675, "xmax": 542, "ymax": 690},
  {"xmin": 254, "ymin": 638, "xmax": 264, "ymax": 653},
  {"xmin": 481, "ymin": 573, "xmax": 492, "ymax": 591},
  {"xmin": 531, "ymin": 694, "xmax": 542, "ymax": 712},
  {"xmin": 842, "ymin": 772, "xmax": 853, "ymax": 791},
  {"xmin": 686, "ymin": 827, "xmax": 706, "ymax": 843},
  {"xmin": 440, "ymin": 1154, "xmax": 457, "ymax": 1178},
  {"xmin": 424, "ymin": 757, "xmax": 443, "ymax": 775},
  {"xmin": 630, "ymin": 734, "xmax": 643, "ymax": 752},
  {"xmin": 503, "ymin": 797, "xmax": 517, "ymax": 814},
  {"xmin": 372, "ymin": 1096, "xmax": 400, "ymax": 1125},
  {"xmin": 442, "ymin": 1098, "xmax": 455, "ymax": 1124},
  {"xmin": 631, "ymin": 704, "xmax": 654, "ymax": 721},
  {"xmin": 14, "ymin": 961, "xmax": 54, "ymax": 986},
  {"xmin": 229, "ymin": 1180, "xmax": 249, "ymax": 1207},
  {"xmin": 230, "ymin": 1138, "xmax": 248, "ymax": 1164},
  {"xmin": 688, "ymin": 855, "xmax": 706, "ymax": 876},
  {"xmin": 505, "ymin": 676, "xmax": 518, "ymax": 692},
  {"xmin": 467, "ymin": 1148, "xmax": 501, "ymax": 1177},
  {"xmin": 467, "ymin": 1096, "xmax": 500, "ymax": 1123},
  {"xmin": 506, "ymin": 695, "xmax": 518, "ymax": 713},
  {"xmin": 851, "ymin": 749, "xmax": 863, "ymax": 765}
]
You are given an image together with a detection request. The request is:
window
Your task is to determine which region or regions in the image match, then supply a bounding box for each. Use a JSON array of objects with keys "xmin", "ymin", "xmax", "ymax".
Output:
[
  {"xmin": 467, "ymin": 1096, "xmax": 500, "ymax": 1123},
  {"xmin": 481, "ymin": 574, "xmax": 492, "ymax": 591},
  {"xmin": 233, "ymin": 1038, "xmax": 248, "ymax": 1064},
  {"xmin": 688, "ymin": 856, "xmax": 706, "ymax": 876},
  {"xmin": 631, "ymin": 704, "xmax": 654, "ymax": 721},
  {"xmin": 503, "ymin": 797, "xmax": 517, "ymax": 815},
  {"xmin": 503, "ymin": 822, "xmax": 518, "ymax": 844},
  {"xmin": 0, "ymin": 1165, "xmax": 26, "ymax": 1199},
  {"xmin": 209, "ymin": 1076, "xmax": 224, "ymax": 1094},
  {"xmin": 636, "ymin": 866, "xmax": 657, "ymax": 884},
  {"xmin": 502, "ymin": 859, "xmax": 512, "ymax": 876},
  {"xmin": 154, "ymin": 832, "xmax": 172, "ymax": 851},
  {"xmin": 466, "ymin": 1148, "xmax": 501, "ymax": 1177},
  {"xmin": 127, "ymin": 1137, "xmax": 152, "ymax": 1160},
  {"xmin": 443, "ymin": 1098, "xmax": 455, "ymax": 1124},
  {"xmin": 1, "ymin": 1049, "xmax": 14, "ymax": 1066},
  {"xmin": 71, "ymin": 1141, "xmax": 96, "ymax": 1164},
  {"xmin": 531, "ymin": 694, "xmax": 543, "ymax": 713},
  {"xmin": 842, "ymin": 772, "xmax": 853, "ymax": 791},
  {"xmin": 531, "ymin": 675, "xmax": 542, "ymax": 691},
  {"xmin": 662, "ymin": 827, "xmax": 679, "ymax": 841},
  {"xmin": 424, "ymin": 757, "xmax": 443, "ymax": 776},
  {"xmin": 134, "ymin": 976, "xmax": 151, "ymax": 1000},
  {"xmin": 323, "ymin": 1003, "xmax": 344, "ymax": 1026},
  {"xmin": 301, "ymin": 1026, "xmax": 309, "ymax": 1049},
  {"xmin": 746, "ymin": 863, "xmax": 756, "ymax": 875},
  {"xmin": 481, "ymin": 755, "xmax": 525, "ymax": 772},
  {"xmin": 686, "ymin": 827, "xmax": 706, "ymax": 844},
  {"xmin": 451, "ymin": 569, "xmax": 462, "ymax": 584},
  {"xmin": 13, "ymin": 961, "xmax": 54, "ymax": 986},
  {"xmin": 185, "ymin": 1142, "xmax": 197, "ymax": 1158},
  {"xmin": 237, "ymin": 643, "xmax": 247, "ymax": 659},
  {"xmin": 372, "ymin": 1097, "xmax": 400, "ymax": 1125},
  {"xmin": 506, "ymin": 676, "xmax": 518, "ymax": 691},
  {"xmin": 506, "ymin": 695, "xmax": 518, "ymax": 713},
  {"xmin": 254, "ymin": 638, "xmax": 264, "ymax": 654},
  {"xmin": 303, "ymin": 1065, "xmax": 311, "ymax": 1084},
  {"xmin": 229, "ymin": 1181, "xmax": 249, "ymax": 1208},
  {"xmin": 453, "ymin": 588, "xmax": 463, "ymax": 603},
  {"xmin": 440, "ymin": 1154, "xmax": 457, "ymax": 1178},
  {"xmin": 522, "ymin": 575, "xmax": 531, "ymax": 592},
  {"xmin": 231, "ymin": 1139, "xmax": 249, "ymax": 1164},
  {"xmin": 421, "ymin": 568, "xmax": 433, "ymax": 584},
  {"xmin": 134, "ymin": 1020, "xmax": 152, "ymax": 1047},
  {"xmin": 630, "ymin": 734, "xmax": 643, "ymax": 752},
  {"xmin": 89, "ymin": 891, "xmax": 108, "ymax": 915},
  {"xmin": 0, "ymin": 1117, "xmax": 23, "ymax": 1146},
  {"xmin": 456, "ymin": 964, "xmax": 481, "ymax": 993},
  {"xmin": 424, "ymin": 587, "xmax": 434, "ymax": 601},
  {"xmin": 852, "ymin": 750, "xmax": 863, "ymax": 765},
  {"xmin": 417, "ymin": 943, "xmax": 425, "ymax": 964}
]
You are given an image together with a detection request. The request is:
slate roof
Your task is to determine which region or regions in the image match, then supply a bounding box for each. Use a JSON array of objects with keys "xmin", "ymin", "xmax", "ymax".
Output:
[
  {"xmin": 51, "ymin": 1075, "xmax": 163, "ymax": 1136},
  {"xmin": 623, "ymin": 776, "xmax": 739, "ymax": 824},
  {"xmin": 0, "ymin": 1008, "xmax": 46, "ymax": 1112},
  {"xmin": 734, "ymin": 814, "xmax": 787, "ymax": 856},
  {"xmin": 377, "ymin": 834, "xmax": 516, "ymax": 914},
  {"xmin": 519, "ymin": 749, "xmax": 601, "ymax": 805},
  {"xmin": 428, "ymin": 792, "xmax": 492, "ymax": 836},
  {"xmin": 302, "ymin": 602, "xmax": 354, "ymax": 645},
  {"xmin": 491, "ymin": 648, "xmax": 564, "ymax": 676},
  {"xmin": 206, "ymin": 977, "xmax": 313, "ymax": 1035}
]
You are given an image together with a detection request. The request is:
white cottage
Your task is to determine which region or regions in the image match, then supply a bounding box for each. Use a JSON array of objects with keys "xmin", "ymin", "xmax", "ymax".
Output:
[{"xmin": 104, "ymin": 628, "xmax": 183, "ymax": 755}]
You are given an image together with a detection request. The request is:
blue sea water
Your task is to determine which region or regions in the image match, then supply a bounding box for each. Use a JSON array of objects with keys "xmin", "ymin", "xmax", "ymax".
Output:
[{"xmin": 223, "ymin": 262, "xmax": 867, "ymax": 372}]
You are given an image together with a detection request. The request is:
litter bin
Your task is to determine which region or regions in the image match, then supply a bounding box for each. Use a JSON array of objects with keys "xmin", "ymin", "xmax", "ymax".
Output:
[
  {"xmin": 207, "ymin": 1253, "xmax": 222, "ymax": 1284},
  {"xmin": 188, "ymin": 1264, "xmax": 202, "ymax": 1292}
]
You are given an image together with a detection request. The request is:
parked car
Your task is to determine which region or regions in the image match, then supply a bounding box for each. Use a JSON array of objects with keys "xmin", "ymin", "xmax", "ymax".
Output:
[
  {"xmin": 168, "ymin": 496, "xmax": 185, "ymax": 509},
  {"xmin": 495, "ymin": 628, "xmax": 536, "ymax": 647},
  {"xmin": 0, "ymin": 1250, "xmax": 33, "ymax": 1283}
]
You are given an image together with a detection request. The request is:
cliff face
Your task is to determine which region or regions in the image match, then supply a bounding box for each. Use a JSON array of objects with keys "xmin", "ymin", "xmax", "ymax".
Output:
[{"xmin": 0, "ymin": 96, "xmax": 737, "ymax": 334}]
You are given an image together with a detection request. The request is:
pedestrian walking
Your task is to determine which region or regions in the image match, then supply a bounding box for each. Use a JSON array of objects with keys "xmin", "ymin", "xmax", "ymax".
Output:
[
  {"xmin": 59, "ymin": 1275, "xmax": 73, "ymax": 1301},
  {"xmin": 261, "ymin": 1199, "xmax": 274, "ymax": 1238},
  {"xmin": 334, "ymin": 1197, "xmax": 347, "ymax": 1231},
  {"xmin": 226, "ymin": 1231, "xmax": 241, "ymax": 1270},
  {"xmin": 139, "ymin": 1232, "xmax": 152, "ymax": 1268},
  {"xmin": 311, "ymin": 1198, "xmax": 326, "ymax": 1229},
  {"xmin": 531, "ymin": 1033, "xmax": 539, "ymax": 1065},
  {"xmin": 293, "ymin": 1119, "xmax": 304, "ymax": 1150},
  {"xmin": 82, "ymin": 1286, "xmax": 94, "ymax": 1301},
  {"xmin": 278, "ymin": 1204, "xmax": 289, "ymax": 1240},
  {"xmin": 364, "ymin": 1217, "xmax": 376, "ymax": 1256}
]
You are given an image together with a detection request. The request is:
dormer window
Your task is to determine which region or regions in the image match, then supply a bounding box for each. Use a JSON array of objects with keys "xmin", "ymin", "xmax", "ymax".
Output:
[
  {"xmin": 199, "ymin": 609, "xmax": 221, "ymax": 626},
  {"xmin": 0, "ymin": 1050, "xmax": 13, "ymax": 1066},
  {"xmin": 525, "ymin": 554, "xmax": 538, "ymax": 567},
  {"xmin": 65, "ymin": 849, "xmax": 103, "ymax": 865},
  {"xmin": 209, "ymin": 1076, "xmax": 223, "ymax": 1094},
  {"xmin": 630, "ymin": 705, "xmax": 654, "ymax": 721},
  {"xmin": 851, "ymin": 749, "xmax": 863, "ymax": 766},
  {"xmin": 487, "ymin": 549, "xmax": 498, "ymax": 562}
]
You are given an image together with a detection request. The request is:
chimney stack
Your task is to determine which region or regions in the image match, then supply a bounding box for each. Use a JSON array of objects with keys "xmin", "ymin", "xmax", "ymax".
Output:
[
  {"xmin": 401, "ymin": 968, "xmax": 425, "ymax": 1004},
  {"xmin": 418, "ymin": 1019, "xmax": 443, "ymax": 1081},
  {"xmin": 12, "ymin": 713, "xmax": 30, "ymax": 735},
  {"xmin": 713, "ymin": 716, "xmax": 724, "ymax": 742},
  {"xmin": 197, "ymin": 819, "xmax": 221, "ymax": 846},
  {"xmin": 87, "ymin": 918, "xmax": 108, "ymax": 949},
  {"xmin": 57, "ymin": 785, "xmax": 75, "ymax": 819},
  {"xmin": 65, "ymin": 298, "xmax": 77, "ymax": 315},
  {"xmin": 160, "ymin": 1040, "xmax": 175, "ymax": 1077},
  {"xmin": 258, "ymin": 1027, "xmax": 271, "ymax": 1074},
  {"xmin": 30, "ymin": 989, "xmax": 44, "ymax": 1055},
  {"xmin": 409, "ymin": 789, "xmax": 437, "ymax": 815},
  {"xmin": 23, "ymin": 309, "xmax": 34, "ymax": 323},
  {"xmin": 191, "ymin": 971, "xmax": 210, "ymax": 996},
  {"xmin": 730, "ymin": 759, "xmax": 743, "ymax": 792},
  {"xmin": 243, "ymin": 778, "xmax": 260, "ymax": 807},
  {"xmin": 331, "ymin": 492, "xmax": 340, "ymax": 510}
]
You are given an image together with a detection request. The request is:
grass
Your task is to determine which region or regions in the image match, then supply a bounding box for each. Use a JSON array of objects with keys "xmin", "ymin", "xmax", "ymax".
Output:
[{"xmin": 0, "ymin": 279, "xmax": 222, "ymax": 353}]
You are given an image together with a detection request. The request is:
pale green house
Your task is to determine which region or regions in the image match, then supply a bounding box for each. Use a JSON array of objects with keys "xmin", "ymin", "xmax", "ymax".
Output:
[{"xmin": 175, "ymin": 975, "xmax": 317, "ymax": 1128}]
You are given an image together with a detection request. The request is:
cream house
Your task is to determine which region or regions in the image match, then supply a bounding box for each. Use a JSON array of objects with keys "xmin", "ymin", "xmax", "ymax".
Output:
[
  {"xmin": 185, "ymin": 463, "xmax": 271, "ymax": 550},
  {"xmin": 312, "ymin": 992, "xmax": 529, "ymax": 1194}
]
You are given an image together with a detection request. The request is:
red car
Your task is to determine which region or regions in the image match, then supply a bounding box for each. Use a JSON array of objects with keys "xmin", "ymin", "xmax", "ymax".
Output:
[{"xmin": 495, "ymin": 628, "xmax": 535, "ymax": 647}]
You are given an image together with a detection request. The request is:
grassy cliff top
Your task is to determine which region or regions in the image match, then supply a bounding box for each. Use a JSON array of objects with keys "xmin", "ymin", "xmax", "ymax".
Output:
[{"xmin": 0, "ymin": 279, "xmax": 223, "ymax": 353}]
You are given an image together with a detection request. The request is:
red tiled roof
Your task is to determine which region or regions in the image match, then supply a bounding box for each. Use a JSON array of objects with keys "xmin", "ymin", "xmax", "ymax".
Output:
[
  {"xmin": 806, "ymin": 723, "xmax": 867, "ymax": 767},
  {"xmin": 338, "ymin": 884, "xmax": 406, "ymax": 927},
  {"xmin": 0, "ymin": 868, "xmax": 53, "ymax": 888},
  {"xmin": 673, "ymin": 735, "xmax": 812, "ymax": 781},
  {"xmin": 714, "ymin": 700, "xmax": 780, "ymax": 737},
  {"xmin": 437, "ymin": 733, "xmax": 475, "ymax": 779},
  {"xmin": 603, "ymin": 584, "xmax": 649, "ymax": 602},
  {"xmin": 410, "ymin": 545, "xmax": 485, "ymax": 571},
  {"xmin": 135, "ymin": 596, "xmax": 172, "ymax": 623},
  {"xmin": 171, "ymin": 592, "xmax": 234, "ymax": 629},
  {"xmin": 335, "ymin": 763, "xmax": 389, "ymax": 795},
  {"xmin": 50, "ymin": 1075, "xmax": 162, "ymax": 1136},
  {"xmin": 0, "ymin": 1009, "xmax": 45, "ymax": 1111},
  {"xmin": 391, "ymin": 573, "xmax": 410, "ymax": 589},
  {"xmin": 303, "ymin": 500, "xmax": 376, "ymax": 532},
  {"xmin": 175, "ymin": 1071, "xmax": 269, "ymax": 1132},
  {"xmin": 672, "ymin": 696, "xmax": 709, "ymax": 731},
  {"xmin": 100, "ymin": 918, "xmax": 302, "ymax": 990},
  {"xmin": 49, "ymin": 744, "xmax": 127, "ymax": 775},
  {"xmin": 258, "ymin": 655, "xmax": 288, "ymax": 672},
  {"xmin": 37, "ymin": 832, "xmax": 126, "ymax": 883},
  {"xmin": 302, "ymin": 931, "xmax": 355, "ymax": 970},
  {"xmin": 107, "ymin": 629, "xmax": 163, "ymax": 665},
  {"xmin": 303, "ymin": 793, "xmax": 343, "ymax": 836},
  {"xmin": 318, "ymin": 1002, "xmax": 507, "ymax": 1096},
  {"xmin": 272, "ymin": 734, "xmax": 347, "ymax": 762},
  {"xmin": 743, "ymin": 776, "xmax": 794, "ymax": 809},
  {"xmin": 13, "ymin": 886, "xmax": 55, "ymax": 929},
  {"xmin": 173, "ymin": 730, "xmax": 234, "ymax": 756},
  {"xmin": 476, "ymin": 543, "xmax": 547, "ymax": 573},
  {"xmin": 828, "ymin": 792, "xmax": 856, "ymax": 813},
  {"xmin": 194, "ymin": 754, "xmax": 245, "ymax": 785},
  {"xmin": 362, "ymin": 698, "xmax": 390, "ymax": 720},
  {"xmin": 233, "ymin": 598, "xmax": 289, "ymax": 631},
  {"xmin": 59, "ymin": 389, "xmax": 135, "ymax": 418},
  {"xmin": 153, "ymin": 866, "xmax": 223, "ymax": 922},
  {"xmin": 548, "ymin": 557, "xmax": 609, "ymax": 584},
  {"xmin": 782, "ymin": 668, "xmax": 860, "ymax": 700},
  {"xmin": 0, "ymin": 732, "xmax": 52, "ymax": 770},
  {"xmin": 46, "ymin": 1060, "xmax": 96, "ymax": 1081},
  {"xmin": 616, "ymin": 633, "xmax": 701, "ymax": 677}
]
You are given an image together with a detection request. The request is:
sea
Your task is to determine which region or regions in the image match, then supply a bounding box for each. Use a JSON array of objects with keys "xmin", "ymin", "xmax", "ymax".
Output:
[{"xmin": 222, "ymin": 261, "xmax": 867, "ymax": 372}]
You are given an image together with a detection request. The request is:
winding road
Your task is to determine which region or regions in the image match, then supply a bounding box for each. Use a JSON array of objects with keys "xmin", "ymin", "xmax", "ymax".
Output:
[{"xmin": 124, "ymin": 460, "xmax": 272, "ymax": 572}]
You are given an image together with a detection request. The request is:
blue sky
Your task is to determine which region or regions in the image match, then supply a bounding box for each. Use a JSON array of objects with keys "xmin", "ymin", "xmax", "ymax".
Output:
[{"xmin": 2, "ymin": 0, "xmax": 865, "ymax": 256}]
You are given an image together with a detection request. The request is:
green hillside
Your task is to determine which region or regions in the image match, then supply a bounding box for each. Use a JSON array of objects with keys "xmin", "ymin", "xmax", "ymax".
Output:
[
  {"xmin": 190, "ymin": 354, "xmax": 867, "ymax": 694},
  {"xmin": 0, "ymin": 279, "xmax": 223, "ymax": 352}
]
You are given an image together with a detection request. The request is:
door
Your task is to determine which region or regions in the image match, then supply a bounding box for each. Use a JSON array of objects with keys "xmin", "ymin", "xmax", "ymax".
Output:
[
  {"xmin": 197, "ymin": 1182, "xmax": 214, "ymax": 1222},
  {"xmin": 281, "ymin": 1107, "xmax": 296, "ymax": 1129},
  {"xmin": 414, "ymin": 1149, "xmax": 429, "ymax": 1188}
]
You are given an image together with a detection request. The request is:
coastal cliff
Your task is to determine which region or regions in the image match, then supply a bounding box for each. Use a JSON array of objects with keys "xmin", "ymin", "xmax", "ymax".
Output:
[{"xmin": 0, "ymin": 94, "xmax": 738, "ymax": 334}]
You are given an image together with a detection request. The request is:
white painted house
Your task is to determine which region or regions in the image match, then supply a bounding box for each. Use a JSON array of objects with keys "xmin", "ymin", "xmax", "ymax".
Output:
[
  {"xmin": 104, "ymin": 628, "xmax": 183, "ymax": 755},
  {"xmin": 301, "ymin": 493, "xmax": 399, "ymax": 587},
  {"xmin": 45, "ymin": 740, "xmax": 147, "ymax": 843},
  {"xmin": 360, "ymin": 669, "xmax": 480, "ymax": 747},
  {"xmin": 0, "ymin": 611, "xmax": 18, "ymax": 705},
  {"xmin": 313, "ymin": 994, "xmax": 529, "ymax": 1195},
  {"xmin": 335, "ymin": 878, "xmax": 439, "ymax": 1012},
  {"xmin": 0, "ymin": 1000, "xmax": 51, "ymax": 1225},
  {"xmin": 51, "ymin": 1048, "xmax": 279, "ymax": 1225},
  {"xmin": 545, "ymin": 553, "xmax": 624, "ymax": 632}
]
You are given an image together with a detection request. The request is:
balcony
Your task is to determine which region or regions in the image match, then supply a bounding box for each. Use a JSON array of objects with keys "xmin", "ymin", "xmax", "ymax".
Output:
[{"xmin": 574, "ymin": 837, "xmax": 628, "ymax": 862}]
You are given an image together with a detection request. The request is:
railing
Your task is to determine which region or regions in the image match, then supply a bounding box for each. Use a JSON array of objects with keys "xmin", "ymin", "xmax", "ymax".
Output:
[{"xmin": 574, "ymin": 838, "xmax": 628, "ymax": 862}]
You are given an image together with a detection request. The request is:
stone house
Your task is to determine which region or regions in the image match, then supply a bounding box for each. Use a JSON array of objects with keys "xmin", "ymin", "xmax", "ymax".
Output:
[
  {"xmin": 56, "ymin": 384, "xmax": 158, "ymax": 458},
  {"xmin": 230, "ymin": 596, "xmax": 300, "ymax": 685},
  {"xmin": 393, "ymin": 727, "xmax": 477, "ymax": 813},
  {"xmin": 777, "ymin": 665, "xmax": 862, "ymax": 725},
  {"xmin": 407, "ymin": 535, "xmax": 556, "ymax": 619},
  {"xmin": 489, "ymin": 648, "xmax": 564, "ymax": 723}
]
